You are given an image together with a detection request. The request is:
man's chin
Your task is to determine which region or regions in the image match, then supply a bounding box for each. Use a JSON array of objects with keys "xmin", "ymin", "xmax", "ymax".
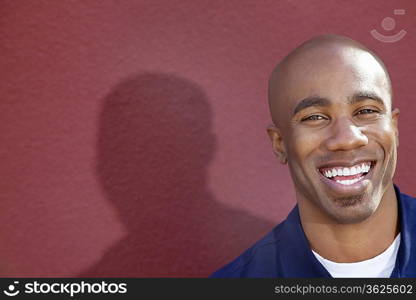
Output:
[
  {"xmin": 324, "ymin": 193, "xmax": 379, "ymax": 224},
  {"xmin": 334, "ymin": 193, "xmax": 364, "ymax": 208}
]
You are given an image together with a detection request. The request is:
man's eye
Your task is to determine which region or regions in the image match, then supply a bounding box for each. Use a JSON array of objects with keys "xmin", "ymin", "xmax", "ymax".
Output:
[
  {"xmin": 301, "ymin": 115, "xmax": 327, "ymax": 122},
  {"xmin": 356, "ymin": 109, "xmax": 379, "ymax": 115}
]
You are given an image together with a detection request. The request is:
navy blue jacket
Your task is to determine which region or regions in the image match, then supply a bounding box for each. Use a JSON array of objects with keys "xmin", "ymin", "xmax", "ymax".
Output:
[{"xmin": 211, "ymin": 185, "xmax": 416, "ymax": 277}]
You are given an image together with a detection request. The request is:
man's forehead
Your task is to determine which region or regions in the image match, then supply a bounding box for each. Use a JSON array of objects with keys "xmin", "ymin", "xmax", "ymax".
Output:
[
  {"xmin": 286, "ymin": 44, "xmax": 384, "ymax": 77},
  {"xmin": 283, "ymin": 53, "xmax": 390, "ymax": 104}
]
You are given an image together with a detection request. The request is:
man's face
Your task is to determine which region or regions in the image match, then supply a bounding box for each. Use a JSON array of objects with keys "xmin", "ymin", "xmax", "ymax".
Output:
[{"xmin": 269, "ymin": 46, "xmax": 399, "ymax": 224}]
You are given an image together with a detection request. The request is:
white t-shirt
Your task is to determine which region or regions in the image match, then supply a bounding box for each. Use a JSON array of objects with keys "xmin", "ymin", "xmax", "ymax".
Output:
[{"xmin": 312, "ymin": 233, "xmax": 401, "ymax": 278}]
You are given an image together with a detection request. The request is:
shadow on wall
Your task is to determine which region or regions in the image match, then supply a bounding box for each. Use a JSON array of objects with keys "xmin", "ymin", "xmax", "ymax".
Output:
[{"xmin": 80, "ymin": 73, "xmax": 273, "ymax": 277}]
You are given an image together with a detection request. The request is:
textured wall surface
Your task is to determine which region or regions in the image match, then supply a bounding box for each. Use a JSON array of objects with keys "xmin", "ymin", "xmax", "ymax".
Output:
[{"xmin": 0, "ymin": 0, "xmax": 415, "ymax": 277}]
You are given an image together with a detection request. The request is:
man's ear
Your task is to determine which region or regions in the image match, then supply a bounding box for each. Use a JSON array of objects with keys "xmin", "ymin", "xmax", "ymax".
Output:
[
  {"xmin": 267, "ymin": 124, "xmax": 287, "ymax": 164},
  {"xmin": 392, "ymin": 108, "xmax": 400, "ymax": 147}
]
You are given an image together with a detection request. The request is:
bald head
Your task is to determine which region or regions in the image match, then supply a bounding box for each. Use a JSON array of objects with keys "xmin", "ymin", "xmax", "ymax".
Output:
[{"xmin": 268, "ymin": 34, "xmax": 392, "ymax": 126}]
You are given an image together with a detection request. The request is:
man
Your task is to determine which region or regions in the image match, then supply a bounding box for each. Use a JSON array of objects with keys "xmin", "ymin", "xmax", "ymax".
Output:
[{"xmin": 211, "ymin": 34, "xmax": 416, "ymax": 277}]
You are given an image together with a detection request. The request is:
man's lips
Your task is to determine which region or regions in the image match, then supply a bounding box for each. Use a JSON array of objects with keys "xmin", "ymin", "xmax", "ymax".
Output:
[
  {"xmin": 319, "ymin": 161, "xmax": 374, "ymax": 184},
  {"xmin": 316, "ymin": 160, "xmax": 376, "ymax": 193}
]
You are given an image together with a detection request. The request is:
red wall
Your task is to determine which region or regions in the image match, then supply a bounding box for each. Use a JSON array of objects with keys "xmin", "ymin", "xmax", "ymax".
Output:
[{"xmin": 0, "ymin": 0, "xmax": 415, "ymax": 277}]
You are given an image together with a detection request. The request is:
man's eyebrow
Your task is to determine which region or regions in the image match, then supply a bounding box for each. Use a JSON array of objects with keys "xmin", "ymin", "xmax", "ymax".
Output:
[
  {"xmin": 348, "ymin": 92, "xmax": 386, "ymax": 107},
  {"xmin": 293, "ymin": 92, "xmax": 387, "ymax": 115},
  {"xmin": 293, "ymin": 96, "xmax": 330, "ymax": 115}
]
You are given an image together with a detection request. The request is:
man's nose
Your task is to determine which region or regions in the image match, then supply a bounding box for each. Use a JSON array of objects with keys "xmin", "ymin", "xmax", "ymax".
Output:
[{"xmin": 324, "ymin": 117, "xmax": 368, "ymax": 151}]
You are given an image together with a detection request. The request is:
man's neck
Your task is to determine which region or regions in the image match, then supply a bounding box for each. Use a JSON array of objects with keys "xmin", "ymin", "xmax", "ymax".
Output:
[{"xmin": 298, "ymin": 185, "xmax": 399, "ymax": 263}]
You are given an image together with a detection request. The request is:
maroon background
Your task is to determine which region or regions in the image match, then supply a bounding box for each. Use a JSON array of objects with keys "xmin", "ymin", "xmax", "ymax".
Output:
[{"xmin": 0, "ymin": 0, "xmax": 415, "ymax": 277}]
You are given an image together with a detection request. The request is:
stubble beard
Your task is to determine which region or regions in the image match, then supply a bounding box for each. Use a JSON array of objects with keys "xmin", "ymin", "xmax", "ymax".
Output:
[{"xmin": 334, "ymin": 193, "xmax": 364, "ymax": 207}]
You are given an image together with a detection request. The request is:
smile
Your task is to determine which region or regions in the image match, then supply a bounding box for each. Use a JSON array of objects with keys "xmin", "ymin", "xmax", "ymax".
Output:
[
  {"xmin": 319, "ymin": 162, "xmax": 372, "ymax": 185},
  {"xmin": 316, "ymin": 160, "xmax": 376, "ymax": 196}
]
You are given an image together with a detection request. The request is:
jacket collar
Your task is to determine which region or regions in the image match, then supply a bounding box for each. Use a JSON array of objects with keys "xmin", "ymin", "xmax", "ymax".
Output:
[
  {"xmin": 278, "ymin": 206, "xmax": 331, "ymax": 277},
  {"xmin": 390, "ymin": 185, "xmax": 416, "ymax": 277}
]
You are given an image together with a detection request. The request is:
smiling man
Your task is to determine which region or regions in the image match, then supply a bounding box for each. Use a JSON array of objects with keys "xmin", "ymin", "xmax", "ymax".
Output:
[{"xmin": 211, "ymin": 34, "xmax": 416, "ymax": 277}]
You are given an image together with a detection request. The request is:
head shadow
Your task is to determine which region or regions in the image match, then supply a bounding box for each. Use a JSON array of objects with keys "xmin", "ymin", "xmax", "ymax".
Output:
[{"xmin": 79, "ymin": 72, "xmax": 273, "ymax": 277}]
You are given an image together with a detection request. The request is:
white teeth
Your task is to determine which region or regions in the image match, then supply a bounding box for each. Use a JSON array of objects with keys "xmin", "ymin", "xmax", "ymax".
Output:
[
  {"xmin": 343, "ymin": 167, "xmax": 350, "ymax": 176},
  {"xmin": 336, "ymin": 177, "xmax": 362, "ymax": 185},
  {"xmin": 321, "ymin": 162, "xmax": 372, "ymax": 178}
]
